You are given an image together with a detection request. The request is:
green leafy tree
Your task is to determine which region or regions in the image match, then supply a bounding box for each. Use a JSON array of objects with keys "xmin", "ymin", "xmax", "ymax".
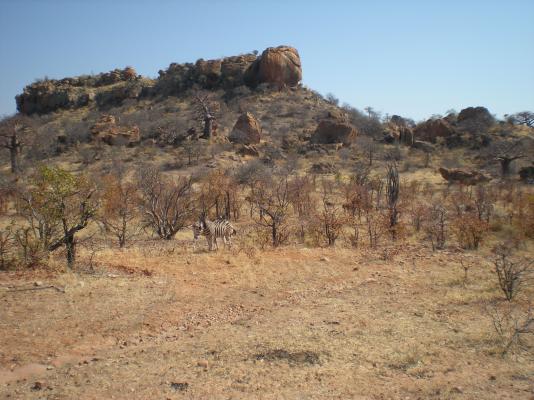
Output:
[{"xmin": 19, "ymin": 166, "xmax": 98, "ymax": 268}]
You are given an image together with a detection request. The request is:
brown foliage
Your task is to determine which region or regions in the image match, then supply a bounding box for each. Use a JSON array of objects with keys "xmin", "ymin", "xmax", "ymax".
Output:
[{"xmin": 99, "ymin": 173, "xmax": 140, "ymax": 247}]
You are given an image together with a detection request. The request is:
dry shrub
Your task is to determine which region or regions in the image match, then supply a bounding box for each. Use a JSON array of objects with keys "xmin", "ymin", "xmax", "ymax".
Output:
[
  {"xmin": 13, "ymin": 226, "xmax": 49, "ymax": 268},
  {"xmin": 452, "ymin": 213, "xmax": 489, "ymax": 250},
  {"xmin": 492, "ymin": 243, "xmax": 533, "ymax": 301},
  {"xmin": 486, "ymin": 301, "xmax": 534, "ymax": 355},
  {"xmin": 318, "ymin": 181, "xmax": 346, "ymax": 246},
  {"xmin": 137, "ymin": 168, "xmax": 195, "ymax": 240},
  {"xmin": 0, "ymin": 225, "xmax": 15, "ymax": 270},
  {"xmin": 365, "ymin": 209, "xmax": 388, "ymax": 248},
  {"xmin": 198, "ymin": 169, "xmax": 241, "ymax": 220},
  {"xmin": 424, "ymin": 203, "xmax": 448, "ymax": 250},
  {"xmin": 512, "ymin": 193, "xmax": 534, "ymax": 239},
  {"xmin": 249, "ymin": 175, "xmax": 292, "ymax": 247},
  {"xmin": 99, "ymin": 173, "xmax": 141, "ymax": 247}
]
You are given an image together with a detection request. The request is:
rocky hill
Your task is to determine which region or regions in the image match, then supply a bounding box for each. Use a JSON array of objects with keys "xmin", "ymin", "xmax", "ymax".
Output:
[{"xmin": 2, "ymin": 45, "xmax": 534, "ymax": 183}]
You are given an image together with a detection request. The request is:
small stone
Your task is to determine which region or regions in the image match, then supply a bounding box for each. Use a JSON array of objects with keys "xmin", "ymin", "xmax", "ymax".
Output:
[
  {"xmin": 197, "ymin": 360, "xmax": 209, "ymax": 369},
  {"xmin": 320, "ymin": 257, "xmax": 329, "ymax": 262},
  {"xmin": 34, "ymin": 281, "xmax": 43, "ymax": 287},
  {"xmin": 31, "ymin": 381, "xmax": 43, "ymax": 391}
]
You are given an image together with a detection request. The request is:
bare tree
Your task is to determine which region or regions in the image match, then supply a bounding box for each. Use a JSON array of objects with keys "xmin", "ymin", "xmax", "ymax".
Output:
[
  {"xmin": 357, "ymin": 136, "xmax": 378, "ymax": 166},
  {"xmin": 492, "ymin": 243, "xmax": 533, "ymax": 301},
  {"xmin": 193, "ymin": 93, "xmax": 219, "ymax": 139},
  {"xmin": 250, "ymin": 174, "xmax": 291, "ymax": 247},
  {"xmin": 138, "ymin": 168, "xmax": 195, "ymax": 240},
  {"xmin": 507, "ymin": 111, "xmax": 534, "ymax": 128}
]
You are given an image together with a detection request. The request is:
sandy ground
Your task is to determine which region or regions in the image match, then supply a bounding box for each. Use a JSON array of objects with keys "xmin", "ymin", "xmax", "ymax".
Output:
[{"xmin": 0, "ymin": 239, "xmax": 532, "ymax": 399}]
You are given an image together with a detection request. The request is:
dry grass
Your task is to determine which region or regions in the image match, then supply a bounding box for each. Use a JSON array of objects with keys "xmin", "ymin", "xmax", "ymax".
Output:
[{"xmin": 0, "ymin": 239, "xmax": 532, "ymax": 399}]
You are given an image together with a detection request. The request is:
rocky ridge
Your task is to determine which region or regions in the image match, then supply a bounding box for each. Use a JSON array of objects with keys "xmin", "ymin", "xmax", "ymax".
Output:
[{"xmin": 16, "ymin": 46, "xmax": 303, "ymax": 115}]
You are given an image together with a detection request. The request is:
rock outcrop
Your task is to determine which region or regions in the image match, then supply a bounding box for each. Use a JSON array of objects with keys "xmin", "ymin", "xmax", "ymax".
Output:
[
  {"xmin": 384, "ymin": 123, "xmax": 414, "ymax": 146},
  {"xmin": 414, "ymin": 118, "xmax": 456, "ymax": 143},
  {"xmin": 456, "ymin": 106, "xmax": 495, "ymax": 133},
  {"xmin": 310, "ymin": 111, "xmax": 357, "ymax": 145},
  {"xmin": 438, "ymin": 167, "xmax": 490, "ymax": 185},
  {"xmin": 90, "ymin": 114, "xmax": 140, "ymax": 146},
  {"xmin": 16, "ymin": 67, "xmax": 151, "ymax": 115},
  {"xmin": 229, "ymin": 112, "xmax": 262, "ymax": 144},
  {"xmin": 457, "ymin": 106, "xmax": 493, "ymax": 123},
  {"xmin": 17, "ymin": 46, "xmax": 302, "ymax": 115}
]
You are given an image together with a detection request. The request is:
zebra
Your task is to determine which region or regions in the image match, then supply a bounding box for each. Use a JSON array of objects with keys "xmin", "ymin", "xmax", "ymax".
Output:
[{"xmin": 192, "ymin": 216, "xmax": 237, "ymax": 251}]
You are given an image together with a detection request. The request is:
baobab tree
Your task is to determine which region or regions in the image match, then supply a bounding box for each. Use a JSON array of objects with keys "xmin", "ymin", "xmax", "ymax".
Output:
[
  {"xmin": 193, "ymin": 92, "xmax": 219, "ymax": 139},
  {"xmin": 491, "ymin": 141, "xmax": 524, "ymax": 176},
  {"xmin": 0, "ymin": 114, "xmax": 32, "ymax": 173}
]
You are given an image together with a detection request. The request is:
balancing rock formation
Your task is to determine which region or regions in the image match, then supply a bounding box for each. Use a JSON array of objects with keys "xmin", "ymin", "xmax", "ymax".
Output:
[{"xmin": 16, "ymin": 46, "xmax": 303, "ymax": 115}]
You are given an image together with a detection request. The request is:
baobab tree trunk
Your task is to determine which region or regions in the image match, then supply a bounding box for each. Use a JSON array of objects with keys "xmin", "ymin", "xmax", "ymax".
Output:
[
  {"xmin": 202, "ymin": 115, "xmax": 214, "ymax": 139},
  {"xmin": 10, "ymin": 147, "xmax": 19, "ymax": 174},
  {"xmin": 498, "ymin": 156, "xmax": 522, "ymax": 176},
  {"xmin": 6, "ymin": 134, "xmax": 21, "ymax": 173}
]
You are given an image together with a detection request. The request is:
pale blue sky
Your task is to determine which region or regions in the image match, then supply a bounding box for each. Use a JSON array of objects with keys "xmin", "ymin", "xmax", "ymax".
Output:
[{"xmin": 1, "ymin": 0, "xmax": 533, "ymax": 120}]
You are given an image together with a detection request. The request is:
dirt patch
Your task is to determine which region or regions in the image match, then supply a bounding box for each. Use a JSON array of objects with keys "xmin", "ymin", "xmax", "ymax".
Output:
[{"xmin": 254, "ymin": 349, "xmax": 320, "ymax": 365}]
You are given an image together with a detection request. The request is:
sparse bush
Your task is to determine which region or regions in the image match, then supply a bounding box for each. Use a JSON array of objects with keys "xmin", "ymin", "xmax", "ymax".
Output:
[
  {"xmin": 492, "ymin": 243, "xmax": 533, "ymax": 301},
  {"xmin": 486, "ymin": 301, "xmax": 534, "ymax": 355},
  {"xmin": 317, "ymin": 181, "xmax": 345, "ymax": 246},
  {"xmin": 99, "ymin": 171, "xmax": 141, "ymax": 247},
  {"xmin": 0, "ymin": 225, "xmax": 15, "ymax": 270},
  {"xmin": 250, "ymin": 174, "xmax": 292, "ymax": 247},
  {"xmin": 424, "ymin": 203, "xmax": 448, "ymax": 250},
  {"xmin": 452, "ymin": 213, "xmax": 489, "ymax": 249},
  {"xmin": 137, "ymin": 167, "xmax": 195, "ymax": 240}
]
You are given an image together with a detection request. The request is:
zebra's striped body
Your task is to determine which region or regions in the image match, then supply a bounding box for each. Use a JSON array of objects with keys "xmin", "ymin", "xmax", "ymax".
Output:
[{"xmin": 192, "ymin": 217, "xmax": 237, "ymax": 251}]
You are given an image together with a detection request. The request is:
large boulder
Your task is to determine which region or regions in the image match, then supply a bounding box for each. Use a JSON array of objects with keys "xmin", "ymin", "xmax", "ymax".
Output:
[
  {"xmin": 438, "ymin": 167, "xmax": 490, "ymax": 185},
  {"xmin": 229, "ymin": 112, "xmax": 262, "ymax": 144},
  {"xmin": 247, "ymin": 46, "xmax": 302, "ymax": 87},
  {"xmin": 310, "ymin": 111, "xmax": 357, "ymax": 145},
  {"xmin": 414, "ymin": 118, "xmax": 456, "ymax": 143},
  {"xmin": 457, "ymin": 106, "xmax": 495, "ymax": 133},
  {"xmin": 90, "ymin": 114, "xmax": 140, "ymax": 146},
  {"xmin": 457, "ymin": 106, "xmax": 493, "ymax": 123}
]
